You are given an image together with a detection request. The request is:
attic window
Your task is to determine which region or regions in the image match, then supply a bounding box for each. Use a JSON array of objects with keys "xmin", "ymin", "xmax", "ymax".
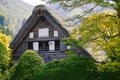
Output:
[
  {"xmin": 39, "ymin": 16, "xmax": 46, "ymax": 22},
  {"xmin": 54, "ymin": 31, "xmax": 58, "ymax": 37},
  {"xmin": 29, "ymin": 32, "xmax": 34, "ymax": 38},
  {"xmin": 38, "ymin": 28, "xmax": 49, "ymax": 37}
]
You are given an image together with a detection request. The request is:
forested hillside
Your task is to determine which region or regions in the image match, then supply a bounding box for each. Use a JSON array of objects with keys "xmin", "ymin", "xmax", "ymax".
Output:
[{"xmin": 0, "ymin": 0, "xmax": 33, "ymax": 37}]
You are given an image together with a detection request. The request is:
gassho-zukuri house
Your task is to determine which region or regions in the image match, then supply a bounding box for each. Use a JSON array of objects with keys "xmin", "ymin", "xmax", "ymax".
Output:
[{"xmin": 10, "ymin": 5, "xmax": 91, "ymax": 62}]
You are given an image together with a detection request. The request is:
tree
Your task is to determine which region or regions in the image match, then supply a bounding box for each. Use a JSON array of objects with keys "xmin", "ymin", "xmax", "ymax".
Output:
[
  {"xmin": 67, "ymin": 11, "xmax": 120, "ymax": 61},
  {"xmin": 36, "ymin": 55, "xmax": 98, "ymax": 80},
  {"xmin": 50, "ymin": 1, "xmax": 120, "ymax": 79},
  {"xmin": 50, "ymin": 0, "xmax": 120, "ymax": 19},
  {"xmin": 0, "ymin": 30, "xmax": 11, "ymax": 64},
  {"xmin": 0, "ymin": 31, "xmax": 12, "ymax": 80},
  {"xmin": 0, "ymin": 42, "xmax": 9, "ymax": 71},
  {"xmin": 0, "ymin": 31, "xmax": 11, "ymax": 70},
  {"xmin": 0, "ymin": 30, "xmax": 11, "ymax": 51},
  {"xmin": 99, "ymin": 61, "xmax": 120, "ymax": 80},
  {"xmin": 11, "ymin": 50, "xmax": 44, "ymax": 80},
  {"xmin": 65, "ymin": 11, "xmax": 120, "ymax": 79}
]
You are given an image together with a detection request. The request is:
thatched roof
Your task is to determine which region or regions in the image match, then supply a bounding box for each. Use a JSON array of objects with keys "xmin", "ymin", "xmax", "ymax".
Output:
[
  {"xmin": 33, "ymin": 5, "xmax": 74, "ymax": 31},
  {"xmin": 10, "ymin": 5, "xmax": 70, "ymax": 50},
  {"xmin": 10, "ymin": 5, "xmax": 91, "ymax": 57}
]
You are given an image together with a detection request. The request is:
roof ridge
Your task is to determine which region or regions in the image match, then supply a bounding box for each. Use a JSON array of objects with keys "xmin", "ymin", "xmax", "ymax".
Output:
[{"xmin": 33, "ymin": 5, "xmax": 74, "ymax": 31}]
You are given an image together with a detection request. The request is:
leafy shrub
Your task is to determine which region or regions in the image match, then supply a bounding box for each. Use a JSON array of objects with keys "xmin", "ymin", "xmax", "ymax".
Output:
[
  {"xmin": 36, "ymin": 55, "xmax": 98, "ymax": 80},
  {"xmin": 0, "ymin": 42, "xmax": 9, "ymax": 71},
  {"xmin": 99, "ymin": 61, "xmax": 120, "ymax": 80},
  {"xmin": 11, "ymin": 50, "xmax": 44, "ymax": 80}
]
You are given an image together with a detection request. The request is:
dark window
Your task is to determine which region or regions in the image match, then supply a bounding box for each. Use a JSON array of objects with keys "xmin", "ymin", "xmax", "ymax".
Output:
[
  {"xmin": 55, "ymin": 40, "xmax": 60, "ymax": 50},
  {"xmin": 39, "ymin": 40, "xmax": 60, "ymax": 51},
  {"xmin": 28, "ymin": 42, "xmax": 33, "ymax": 49},
  {"xmin": 39, "ymin": 41, "xmax": 43, "ymax": 51},
  {"xmin": 45, "ymin": 41, "xmax": 49, "ymax": 51},
  {"xmin": 39, "ymin": 16, "xmax": 46, "ymax": 22},
  {"xmin": 39, "ymin": 41, "xmax": 49, "ymax": 51}
]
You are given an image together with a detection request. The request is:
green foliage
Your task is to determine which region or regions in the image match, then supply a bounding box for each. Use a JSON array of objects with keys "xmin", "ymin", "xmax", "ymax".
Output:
[
  {"xmin": 0, "ymin": 31, "xmax": 11, "ymax": 63},
  {"xmin": 0, "ymin": 42, "xmax": 8, "ymax": 71},
  {"xmin": 0, "ymin": 26, "xmax": 11, "ymax": 36},
  {"xmin": 64, "ymin": 10, "xmax": 120, "ymax": 79},
  {"xmin": 0, "ymin": 32, "xmax": 12, "ymax": 80},
  {"xmin": 68, "ymin": 12, "xmax": 120, "ymax": 62},
  {"xmin": 9, "ymin": 51, "xmax": 120, "ymax": 80},
  {"xmin": 0, "ymin": 11, "xmax": 11, "ymax": 36},
  {"xmin": 50, "ymin": 0, "xmax": 120, "ymax": 18},
  {"xmin": 7, "ymin": 65, "xmax": 17, "ymax": 80},
  {"xmin": 99, "ymin": 61, "xmax": 120, "ymax": 80},
  {"xmin": 0, "ymin": 0, "xmax": 33, "ymax": 38},
  {"xmin": 11, "ymin": 50, "xmax": 44, "ymax": 80},
  {"xmin": 35, "ymin": 56, "xmax": 98, "ymax": 80}
]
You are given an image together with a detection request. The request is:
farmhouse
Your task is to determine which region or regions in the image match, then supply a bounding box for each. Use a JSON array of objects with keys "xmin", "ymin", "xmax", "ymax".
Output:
[{"xmin": 10, "ymin": 5, "xmax": 90, "ymax": 62}]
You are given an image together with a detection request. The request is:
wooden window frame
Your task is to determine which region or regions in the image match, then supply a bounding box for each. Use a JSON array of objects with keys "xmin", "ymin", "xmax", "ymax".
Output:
[
  {"xmin": 54, "ymin": 31, "xmax": 58, "ymax": 37},
  {"xmin": 29, "ymin": 32, "xmax": 34, "ymax": 38},
  {"xmin": 38, "ymin": 28, "xmax": 49, "ymax": 38}
]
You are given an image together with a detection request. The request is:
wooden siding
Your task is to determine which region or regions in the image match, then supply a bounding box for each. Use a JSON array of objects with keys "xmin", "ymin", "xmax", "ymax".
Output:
[
  {"xmin": 24, "ymin": 16, "xmax": 64, "ymax": 41},
  {"xmin": 11, "ymin": 5, "xmax": 90, "ymax": 62},
  {"xmin": 13, "ymin": 15, "xmax": 67, "ymax": 61},
  {"xmin": 10, "ymin": 5, "xmax": 90, "ymax": 60},
  {"xmin": 40, "ymin": 52, "xmax": 68, "ymax": 62}
]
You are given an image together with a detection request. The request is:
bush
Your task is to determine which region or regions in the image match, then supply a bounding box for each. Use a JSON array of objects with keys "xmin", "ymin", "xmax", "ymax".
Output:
[
  {"xmin": 0, "ymin": 42, "xmax": 11, "ymax": 80},
  {"xmin": 11, "ymin": 50, "xmax": 44, "ymax": 80},
  {"xmin": 36, "ymin": 55, "xmax": 98, "ymax": 80},
  {"xmin": 0, "ymin": 42, "xmax": 9, "ymax": 71},
  {"xmin": 99, "ymin": 61, "xmax": 120, "ymax": 80}
]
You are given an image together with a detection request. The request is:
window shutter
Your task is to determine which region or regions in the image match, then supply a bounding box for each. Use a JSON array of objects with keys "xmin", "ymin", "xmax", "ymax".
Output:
[{"xmin": 33, "ymin": 42, "xmax": 39, "ymax": 51}]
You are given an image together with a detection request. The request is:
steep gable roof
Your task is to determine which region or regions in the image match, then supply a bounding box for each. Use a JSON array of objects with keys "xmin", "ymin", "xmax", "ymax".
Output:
[
  {"xmin": 33, "ymin": 5, "xmax": 74, "ymax": 31},
  {"xmin": 10, "ymin": 5, "xmax": 70, "ymax": 50},
  {"xmin": 10, "ymin": 5, "xmax": 91, "ymax": 57}
]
